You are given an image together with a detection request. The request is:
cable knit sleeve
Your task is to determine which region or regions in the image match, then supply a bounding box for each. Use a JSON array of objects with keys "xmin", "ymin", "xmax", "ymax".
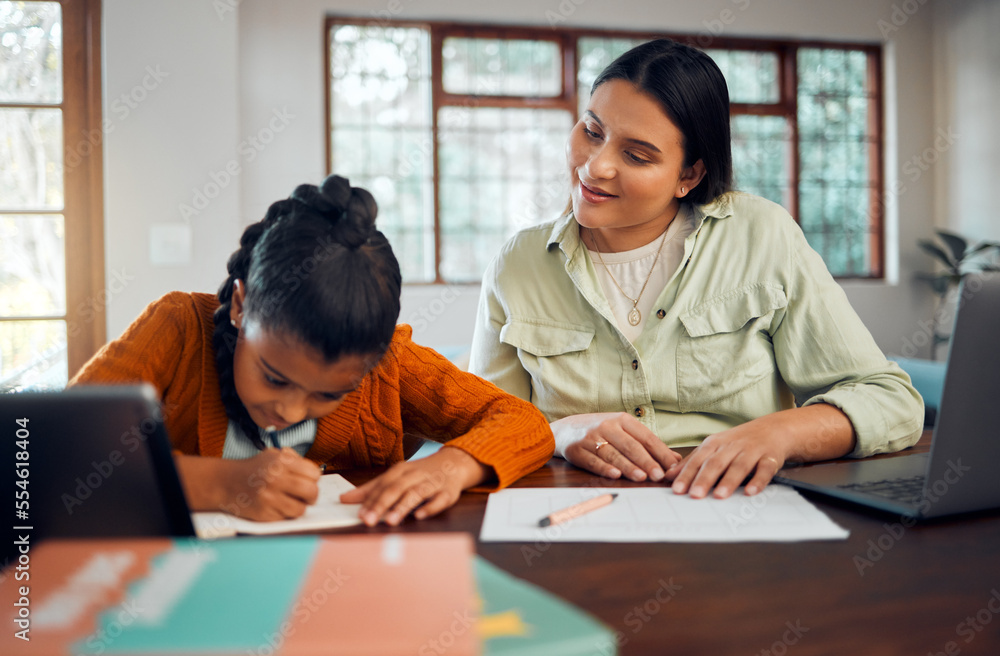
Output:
[
  {"xmin": 70, "ymin": 292, "xmax": 195, "ymax": 396},
  {"xmin": 392, "ymin": 326, "xmax": 554, "ymax": 490}
]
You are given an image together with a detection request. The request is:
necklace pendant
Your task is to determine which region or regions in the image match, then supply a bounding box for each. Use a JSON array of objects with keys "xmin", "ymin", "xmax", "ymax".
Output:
[{"xmin": 628, "ymin": 308, "xmax": 641, "ymax": 326}]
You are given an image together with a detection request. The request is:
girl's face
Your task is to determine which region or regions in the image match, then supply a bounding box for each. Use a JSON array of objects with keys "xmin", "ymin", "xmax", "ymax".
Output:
[
  {"xmin": 567, "ymin": 79, "xmax": 705, "ymax": 250},
  {"xmin": 229, "ymin": 283, "xmax": 378, "ymax": 431}
]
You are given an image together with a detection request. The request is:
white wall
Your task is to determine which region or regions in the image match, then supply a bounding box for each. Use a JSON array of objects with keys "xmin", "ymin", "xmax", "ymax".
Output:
[
  {"xmin": 933, "ymin": 0, "xmax": 1000, "ymax": 243},
  {"xmin": 102, "ymin": 0, "xmax": 990, "ymax": 359},
  {"xmin": 103, "ymin": 0, "xmax": 240, "ymax": 336}
]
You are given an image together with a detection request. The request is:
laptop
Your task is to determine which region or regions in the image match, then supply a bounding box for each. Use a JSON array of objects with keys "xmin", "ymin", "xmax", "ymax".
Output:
[
  {"xmin": 2, "ymin": 384, "xmax": 195, "ymax": 565},
  {"xmin": 775, "ymin": 272, "xmax": 1000, "ymax": 519}
]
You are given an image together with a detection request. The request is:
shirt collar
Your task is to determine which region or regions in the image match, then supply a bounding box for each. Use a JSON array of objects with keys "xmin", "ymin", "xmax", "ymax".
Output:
[{"xmin": 546, "ymin": 192, "xmax": 736, "ymax": 253}]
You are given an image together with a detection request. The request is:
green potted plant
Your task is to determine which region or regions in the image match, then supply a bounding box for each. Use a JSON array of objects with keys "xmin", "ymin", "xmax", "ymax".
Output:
[{"xmin": 918, "ymin": 229, "xmax": 1000, "ymax": 360}]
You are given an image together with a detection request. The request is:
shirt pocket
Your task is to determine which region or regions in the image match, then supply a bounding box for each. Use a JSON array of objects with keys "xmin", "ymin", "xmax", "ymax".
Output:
[
  {"xmin": 499, "ymin": 320, "xmax": 596, "ymax": 417},
  {"xmin": 676, "ymin": 285, "xmax": 787, "ymax": 412}
]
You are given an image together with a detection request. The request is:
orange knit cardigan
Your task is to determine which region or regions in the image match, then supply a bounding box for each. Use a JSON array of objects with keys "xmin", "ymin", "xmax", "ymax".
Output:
[{"xmin": 71, "ymin": 292, "xmax": 554, "ymax": 489}]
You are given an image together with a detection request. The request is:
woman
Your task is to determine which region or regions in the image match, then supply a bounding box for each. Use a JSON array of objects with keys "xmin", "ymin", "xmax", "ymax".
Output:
[{"xmin": 469, "ymin": 39, "xmax": 922, "ymax": 499}]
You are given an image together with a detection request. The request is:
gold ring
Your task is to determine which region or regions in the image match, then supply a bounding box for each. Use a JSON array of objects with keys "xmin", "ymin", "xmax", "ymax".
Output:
[
  {"xmin": 594, "ymin": 440, "xmax": 609, "ymax": 453},
  {"xmin": 761, "ymin": 456, "xmax": 780, "ymax": 468}
]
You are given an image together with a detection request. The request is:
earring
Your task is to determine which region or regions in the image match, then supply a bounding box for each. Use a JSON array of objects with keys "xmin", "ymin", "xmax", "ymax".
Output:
[
  {"xmin": 230, "ymin": 319, "xmax": 237, "ymax": 328},
  {"xmin": 680, "ymin": 187, "xmax": 686, "ymax": 194}
]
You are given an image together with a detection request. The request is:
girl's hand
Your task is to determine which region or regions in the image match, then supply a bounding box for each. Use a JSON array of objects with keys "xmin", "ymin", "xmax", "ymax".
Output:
[
  {"xmin": 175, "ymin": 448, "xmax": 321, "ymax": 521},
  {"xmin": 339, "ymin": 446, "xmax": 489, "ymax": 526},
  {"xmin": 664, "ymin": 405, "xmax": 855, "ymax": 499},
  {"xmin": 553, "ymin": 412, "xmax": 682, "ymax": 482}
]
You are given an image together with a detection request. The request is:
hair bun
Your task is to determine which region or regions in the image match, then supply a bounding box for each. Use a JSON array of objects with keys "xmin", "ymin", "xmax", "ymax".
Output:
[{"xmin": 290, "ymin": 175, "xmax": 378, "ymax": 249}]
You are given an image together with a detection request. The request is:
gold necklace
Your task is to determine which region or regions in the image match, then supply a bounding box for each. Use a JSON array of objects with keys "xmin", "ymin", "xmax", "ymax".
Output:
[{"xmin": 588, "ymin": 226, "xmax": 671, "ymax": 326}]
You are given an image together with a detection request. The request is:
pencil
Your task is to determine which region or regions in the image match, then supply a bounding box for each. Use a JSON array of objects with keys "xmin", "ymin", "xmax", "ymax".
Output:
[
  {"xmin": 265, "ymin": 425, "xmax": 280, "ymax": 449},
  {"xmin": 538, "ymin": 493, "xmax": 618, "ymax": 527}
]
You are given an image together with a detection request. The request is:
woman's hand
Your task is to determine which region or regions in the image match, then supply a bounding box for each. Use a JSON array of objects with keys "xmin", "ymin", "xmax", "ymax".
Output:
[
  {"xmin": 664, "ymin": 404, "xmax": 856, "ymax": 499},
  {"xmin": 175, "ymin": 448, "xmax": 322, "ymax": 521},
  {"xmin": 339, "ymin": 446, "xmax": 490, "ymax": 526},
  {"xmin": 553, "ymin": 412, "xmax": 682, "ymax": 482}
]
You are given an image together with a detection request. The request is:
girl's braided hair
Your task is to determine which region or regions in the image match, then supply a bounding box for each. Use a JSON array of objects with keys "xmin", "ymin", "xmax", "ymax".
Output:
[{"xmin": 211, "ymin": 175, "xmax": 401, "ymax": 448}]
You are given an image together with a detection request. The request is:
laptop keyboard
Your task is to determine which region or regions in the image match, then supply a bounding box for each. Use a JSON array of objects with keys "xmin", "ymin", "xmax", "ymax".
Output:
[{"xmin": 837, "ymin": 475, "xmax": 926, "ymax": 505}]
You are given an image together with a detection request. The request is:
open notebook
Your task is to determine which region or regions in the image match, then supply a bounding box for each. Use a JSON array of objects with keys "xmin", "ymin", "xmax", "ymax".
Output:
[{"xmin": 192, "ymin": 474, "xmax": 363, "ymax": 537}]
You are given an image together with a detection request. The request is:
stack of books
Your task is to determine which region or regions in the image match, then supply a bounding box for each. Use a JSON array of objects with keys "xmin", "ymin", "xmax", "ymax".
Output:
[{"xmin": 1, "ymin": 534, "xmax": 616, "ymax": 655}]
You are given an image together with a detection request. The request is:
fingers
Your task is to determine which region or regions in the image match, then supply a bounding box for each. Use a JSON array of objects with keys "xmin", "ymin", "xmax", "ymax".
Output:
[
  {"xmin": 744, "ymin": 455, "xmax": 783, "ymax": 496},
  {"xmin": 344, "ymin": 454, "xmax": 472, "ymax": 526},
  {"xmin": 666, "ymin": 438, "xmax": 784, "ymax": 499},
  {"xmin": 565, "ymin": 440, "xmax": 623, "ymax": 479},
  {"xmin": 563, "ymin": 413, "xmax": 681, "ymax": 482},
  {"xmin": 618, "ymin": 420, "xmax": 683, "ymax": 480},
  {"xmin": 231, "ymin": 449, "xmax": 321, "ymax": 520}
]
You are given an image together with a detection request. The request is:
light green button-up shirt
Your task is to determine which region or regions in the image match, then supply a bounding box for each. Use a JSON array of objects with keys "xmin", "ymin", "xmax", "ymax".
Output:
[{"xmin": 469, "ymin": 192, "xmax": 923, "ymax": 457}]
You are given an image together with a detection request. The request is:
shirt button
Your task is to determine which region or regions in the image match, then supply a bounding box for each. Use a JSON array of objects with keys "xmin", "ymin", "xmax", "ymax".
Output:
[
  {"xmin": 631, "ymin": 359, "xmax": 639, "ymax": 370},
  {"xmin": 656, "ymin": 309, "xmax": 666, "ymax": 319},
  {"xmin": 634, "ymin": 407, "xmax": 645, "ymax": 417}
]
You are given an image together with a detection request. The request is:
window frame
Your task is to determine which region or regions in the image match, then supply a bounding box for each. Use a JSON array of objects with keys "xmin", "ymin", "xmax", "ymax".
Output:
[
  {"xmin": 325, "ymin": 17, "xmax": 885, "ymax": 281},
  {"xmin": 0, "ymin": 0, "xmax": 106, "ymax": 383}
]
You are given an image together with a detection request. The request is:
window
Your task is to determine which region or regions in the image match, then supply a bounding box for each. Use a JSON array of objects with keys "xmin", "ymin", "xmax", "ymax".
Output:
[
  {"xmin": 326, "ymin": 20, "xmax": 883, "ymax": 282},
  {"xmin": 0, "ymin": 0, "xmax": 104, "ymax": 390}
]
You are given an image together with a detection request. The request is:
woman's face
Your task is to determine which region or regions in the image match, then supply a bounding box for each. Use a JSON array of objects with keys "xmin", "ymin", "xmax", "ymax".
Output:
[{"xmin": 567, "ymin": 79, "xmax": 704, "ymax": 249}]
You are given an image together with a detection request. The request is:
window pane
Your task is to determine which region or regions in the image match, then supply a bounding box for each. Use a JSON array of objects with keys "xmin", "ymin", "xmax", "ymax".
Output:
[
  {"xmin": 329, "ymin": 24, "xmax": 434, "ymax": 282},
  {"xmin": 798, "ymin": 47, "xmax": 873, "ymax": 276},
  {"xmin": 438, "ymin": 107, "xmax": 572, "ymax": 282},
  {"xmin": 0, "ymin": 214, "xmax": 65, "ymax": 315},
  {"xmin": 731, "ymin": 115, "xmax": 791, "ymax": 209},
  {"xmin": 705, "ymin": 49, "xmax": 779, "ymax": 104},
  {"xmin": 0, "ymin": 1, "xmax": 62, "ymax": 103},
  {"xmin": 442, "ymin": 37, "xmax": 561, "ymax": 97},
  {"xmin": 0, "ymin": 107, "xmax": 63, "ymax": 209},
  {"xmin": 577, "ymin": 37, "xmax": 644, "ymax": 116},
  {"xmin": 0, "ymin": 319, "xmax": 66, "ymax": 391}
]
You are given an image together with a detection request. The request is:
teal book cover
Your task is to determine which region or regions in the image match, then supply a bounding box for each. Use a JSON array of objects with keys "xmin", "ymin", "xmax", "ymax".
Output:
[{"xmin": 476, "ymin": 557, "xmax": 618, "ymax": 656}]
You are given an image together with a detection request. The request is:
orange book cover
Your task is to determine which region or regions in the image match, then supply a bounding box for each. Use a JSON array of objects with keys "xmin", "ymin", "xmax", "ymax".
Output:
[{"xmin": 1, "ymin": 533, "xmax": 479, "ymax": 655}]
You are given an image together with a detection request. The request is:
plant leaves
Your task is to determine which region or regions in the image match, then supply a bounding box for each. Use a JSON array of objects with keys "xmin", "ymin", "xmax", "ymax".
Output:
[
  {"xmin": 966, "ymin": 241, "xmax": 1000, "ymax": 260},
  {"xmin": 936, "ymin": 230, "xmax": 968, "ymax": 263},
  {"xmin": 918, "ymin": 240, "xmax": 956, "ymax": 269}
]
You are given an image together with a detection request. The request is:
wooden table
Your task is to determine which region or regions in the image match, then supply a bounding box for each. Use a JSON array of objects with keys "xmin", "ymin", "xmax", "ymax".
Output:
[{"xmin": 335, "ymin": 433, "xmax": 1000, "ymax": 656}]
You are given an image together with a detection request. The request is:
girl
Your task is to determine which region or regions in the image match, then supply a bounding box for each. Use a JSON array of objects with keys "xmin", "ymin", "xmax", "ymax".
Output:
[
  {"xmin": 73, "ymin": 175, "xmax": 553, "ymax": 525},
  {"xmin": 470, "ymin": 39, "xmax": 923, "ymax": 499}
]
